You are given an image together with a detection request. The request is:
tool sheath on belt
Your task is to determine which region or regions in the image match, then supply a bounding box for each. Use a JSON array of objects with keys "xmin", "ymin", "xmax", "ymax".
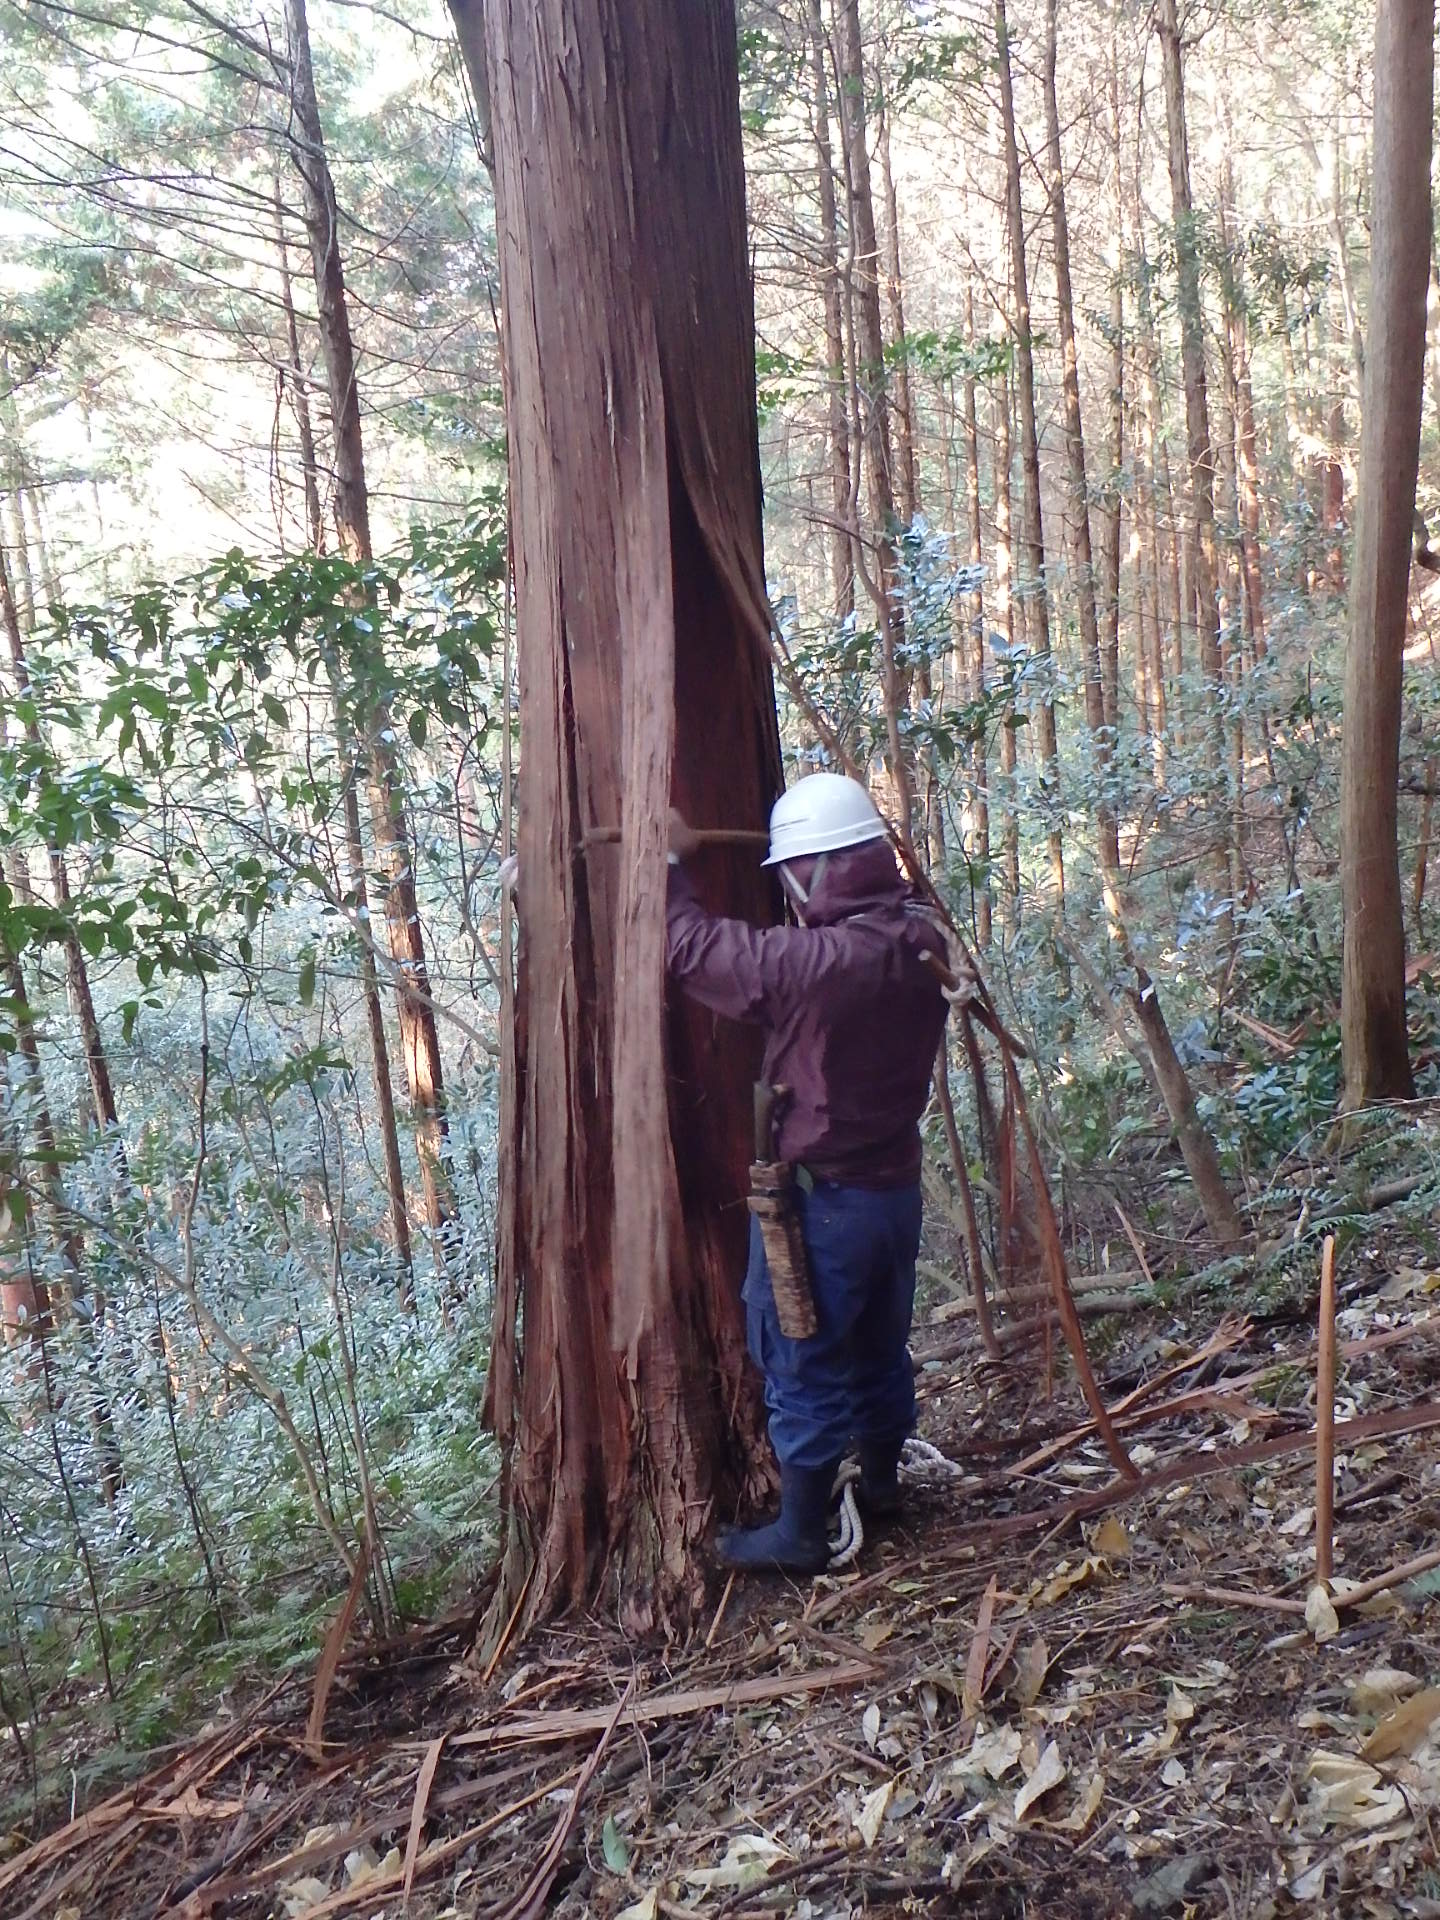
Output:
[{"xmin": 748, "ymin": 1083, "xmax": 818, "ymax": 1340}]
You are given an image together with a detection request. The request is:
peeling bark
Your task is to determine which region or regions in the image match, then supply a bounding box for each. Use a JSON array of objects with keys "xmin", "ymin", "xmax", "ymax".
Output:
[{"xmin": 462, "ymin": 0, "xmax": 780, "ymax": 1635}]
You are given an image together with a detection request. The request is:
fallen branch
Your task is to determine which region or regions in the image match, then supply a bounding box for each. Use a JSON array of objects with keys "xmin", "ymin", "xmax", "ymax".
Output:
[
  {"xmin": 305, "ymin": 1536, "xmax": 373, "ymax": 1761},
  {"xmin": 490, "ymin": 1682, "xmax": 633, "ymax": 1920},
  {"xmin": 443, "ymin": 1658, "xmax": 877, "ymax": 1752},
  {"xmin": 1333, "ymin": 1543, "xmax": 1440, "ymax": 1611},
  {"xmin": 951, "ymin": 1398, "xmax": 1440, "ymax": 1549}
]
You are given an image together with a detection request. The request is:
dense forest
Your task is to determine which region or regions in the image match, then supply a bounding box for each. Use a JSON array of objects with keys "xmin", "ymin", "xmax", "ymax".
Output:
[{"xmin": 3, "ymin": 0, "xmax": 1440, "ymax": 1912}]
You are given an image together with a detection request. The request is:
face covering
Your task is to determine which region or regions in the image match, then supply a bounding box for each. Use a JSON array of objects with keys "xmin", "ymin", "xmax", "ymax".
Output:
[{"xmin": 778, "ymin": 853, "xmax": 828, "ymax": 921}]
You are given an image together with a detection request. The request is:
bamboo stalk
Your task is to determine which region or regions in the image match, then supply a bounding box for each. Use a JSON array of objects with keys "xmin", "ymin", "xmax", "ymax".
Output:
[{"xmin": 1315, "ymin": 1234, "xmax": 1338, "ymax": 1588}]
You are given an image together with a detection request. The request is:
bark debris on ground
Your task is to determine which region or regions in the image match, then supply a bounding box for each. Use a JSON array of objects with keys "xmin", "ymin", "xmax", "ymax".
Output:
[{"xmin": 5, "ymin": 1252, "xmax": 1440, "ymax": 1920}]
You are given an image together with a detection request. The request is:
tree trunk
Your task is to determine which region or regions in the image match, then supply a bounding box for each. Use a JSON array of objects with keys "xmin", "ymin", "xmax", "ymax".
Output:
[
  {"xmin": 996, "ymin": 0, "xmax": 1063, "ymax": 908},
  {"xmin": 877, "ymin": 98, "xmax": 919, "ymax": 527},
  {"xmin": 1157, "ymin": 0, "xmax": 1226, "ymax": 773},
  {"xmin": 1340, "ymin": 0, "xmax": 1432, "ymax": 1107},
  {"xmin": 1041, "ymin": 0, "xmax": 1110, "ymax": 869},
  {"xmin": 283, "ymin": 0, "xmax": 460, "ymax": 1268},
  {"xmin": 836, "ymin": 0, "xmax": 913, "ymax": 841},
  {"xmin": 1098, "ymin": 27, "xmax": 1124, "ymax": 737},
  {"xmin": 807, "ymin": 0, "xmax": 855, "ymax": 623},
  {"xmin": 273, "ymin": 188, "xmax": 327, "ymax": 556},
  {"xmin": 1, "ymin": 550, "xmax": 125, "ymax": 1161},
  {"xmin": 994, "ymin": 370, "xmax": 1022, "ymax": 917},
  {"xmin": 963, "ymin": 284, "xmax": 991, "ymax": 948},
  {"xmin": 456, "ymin": 0, "xmax": 781, "ymax": 1633},
  {"xmin": 274, "ymin": 189, "xmax": 414, "ymax": 1288}
]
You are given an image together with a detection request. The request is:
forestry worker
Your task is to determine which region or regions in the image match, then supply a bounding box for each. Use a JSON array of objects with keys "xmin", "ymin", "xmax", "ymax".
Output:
[{"xmin": 667, "ymin": 773, "xmax": 950, "ymax": 1574}]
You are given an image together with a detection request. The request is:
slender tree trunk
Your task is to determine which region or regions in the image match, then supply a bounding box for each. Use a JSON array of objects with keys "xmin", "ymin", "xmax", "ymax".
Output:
[
  {"xmin": 836, "ymin": 0, "xmax": 914, "ymax": 840},
  {"xmin": 274, "ymin": 190, "xmax": 414, "ymax": 1289},
  {"xmin": 994, "ymin": 371, "xmax": 1022, "ymax": 917},
  {"xmin": 1340, "ymin": 0, "xmax": 1432, "ymax": 1107},
  {"xmin": 1, "ymin": 945, "xmax": 123, "ymax": 1500},
  {"xmin": 455, "ymin": 0, "xmax": 780, "ymax": 1632},
  {"xmin": 1098, "ymin": 32, "xmax": 1125, "ymax": 737},
  {"xmin": 1, "ymin": 551, "xmax": 125, "ymax": 1162},
  {"xmin": 3, "ymin": 493, "xmax": 34, "ymax": 634},
  {"xmin": 1158, "ymin": 0, "xmax": 1232, "ymax": 915},
  {"xmin": 807, "ymin": 0, "xmax": 855, "ymax": 623},
  {"xmin": 877, "ymin": 98, "xmax": 919, "ymax": 527},
  {"xmin": 996, "ymin": 0, "xmax": 1064, "ymax": 907},
  {"xmin": 963, "ymin": 285, "xmax": 991, "ymax": 947},
  {"xmin": 283, "ymin": 0, "xmax": 460, "ymax": 1268}
]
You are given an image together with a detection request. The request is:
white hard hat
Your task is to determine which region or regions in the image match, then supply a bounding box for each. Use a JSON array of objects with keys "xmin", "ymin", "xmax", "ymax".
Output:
[{"xmin": 763, "ymin": 772, "xmax": 888, "ymax": 866}]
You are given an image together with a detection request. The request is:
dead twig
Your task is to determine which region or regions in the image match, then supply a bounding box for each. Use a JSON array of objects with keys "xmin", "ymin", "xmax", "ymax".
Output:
[{"xmin": 1315, "ymin": 1234, "xmax": 1338, "ymax": 1589}]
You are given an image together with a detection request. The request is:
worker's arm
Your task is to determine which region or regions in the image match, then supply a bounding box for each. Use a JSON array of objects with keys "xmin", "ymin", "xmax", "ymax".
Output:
[{"xmin": 665, "ymin": 864, "xmax": 826, "ymax": 1021}]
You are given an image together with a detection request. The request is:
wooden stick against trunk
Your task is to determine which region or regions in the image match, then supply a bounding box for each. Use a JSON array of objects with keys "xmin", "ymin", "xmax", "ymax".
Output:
[
  {"xmin": 1315, "ymin": 1233, "xmax": 1338, "ymax": 1588},
  {"xmin": 583, "ymin": 826, "xmax": 771, "ymax": 847}
]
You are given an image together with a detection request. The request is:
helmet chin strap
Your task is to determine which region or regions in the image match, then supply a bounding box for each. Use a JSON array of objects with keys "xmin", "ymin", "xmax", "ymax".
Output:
[{"xmin": 778, "ymin": 853, "xmax": 829, "ymax": 922}]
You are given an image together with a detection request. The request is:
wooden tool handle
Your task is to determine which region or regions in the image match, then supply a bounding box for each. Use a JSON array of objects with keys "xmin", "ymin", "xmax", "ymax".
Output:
[{"xmin": 583, "ymin": 826, "xmax": 771, "ymax": 847}]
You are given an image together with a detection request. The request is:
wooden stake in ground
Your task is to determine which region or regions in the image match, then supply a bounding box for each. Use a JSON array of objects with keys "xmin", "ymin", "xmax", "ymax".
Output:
[{"xmin": 1315, "ymin": 1233, "xmax": 1338, "ymax": 1588}]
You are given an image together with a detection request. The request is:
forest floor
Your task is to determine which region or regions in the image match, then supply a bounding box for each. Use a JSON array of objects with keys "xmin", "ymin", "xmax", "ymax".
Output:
[{"xmin": 5, "ymin": 1234, "xmax": 1440, "ymax": 1920}]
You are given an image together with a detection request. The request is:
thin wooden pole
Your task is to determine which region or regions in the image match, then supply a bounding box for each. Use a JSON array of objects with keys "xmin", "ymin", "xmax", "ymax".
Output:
[{"xmin": 1315, "ymin": 1233, "xmax": 1338, "ymax": 1587}]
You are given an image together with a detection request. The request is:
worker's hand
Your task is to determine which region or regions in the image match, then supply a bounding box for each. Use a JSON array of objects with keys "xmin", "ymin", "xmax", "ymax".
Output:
[
  {"xmin": 498, "ymin": 854, "xmax": 520, "ymax": 900},
  {"xmin": 668, "ymin": 809, "xmax": 702, "ymax": 862}
]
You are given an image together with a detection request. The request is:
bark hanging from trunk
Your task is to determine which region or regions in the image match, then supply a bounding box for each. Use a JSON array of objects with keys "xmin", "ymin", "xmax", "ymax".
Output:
[
  {"xmin": 459, "ymin": 0, "xmax": 781, "ymax": 1635},
  {"xmin": 1340, "ymin": 0, "xmax": 1432, "ymax": 1106},
  {"xmin": 283, "ymin": 0, "xmax": 459, "ymax": 1267}
]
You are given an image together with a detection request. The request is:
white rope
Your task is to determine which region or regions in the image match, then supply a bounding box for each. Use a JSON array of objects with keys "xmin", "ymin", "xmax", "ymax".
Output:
[
  {"xmin": 827, "ymin": 1463, "xmax": 864, "ymax": 1570},
  {"xmin": 898, "ymin": 1437, "xmax": 967, "ymax": 1483}
]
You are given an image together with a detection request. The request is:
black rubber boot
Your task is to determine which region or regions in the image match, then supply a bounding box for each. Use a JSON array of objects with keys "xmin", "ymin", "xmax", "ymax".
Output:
[
  {"xmin": 715, "ymin": 1463, "xmax": 838, "ymax": 1574},
  {"xmin": 857, "ymin": 1439, "xmax": 905, "ymax": 1518}
]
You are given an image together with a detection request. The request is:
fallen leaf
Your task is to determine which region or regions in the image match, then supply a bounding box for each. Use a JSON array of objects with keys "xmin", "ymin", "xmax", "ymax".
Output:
[
  {"xmin": 1134, "ymin": 1854, "xmax": 1212, "ymax": 1914},
  {"xmin": 1165, "ymin": 1687, "xmax": 1196, "ymax": 1731},
  {"xmin": 1015, "ymin": 1741, "xmax": 1067, "ymax": 1820},
  {"xmin": 1304, "ymin": 1751, "xmax": 1408, "ymax": 1831},
  {"xmin": 616, "ymin": 1893, "xmax": 659, "ymax": 1920},
  {"xmin": 343, "ymin": 1847, "xmax": 380, "ymax": 1886},
  {"xmin": 1092, "ymin": 1515, "xmax": 1130, "ymax": 1558},
  {"xmin": 1278, "ymin": 1505, "xmax": 1316, "ymax": 1537},
  {"xmin": 1161, "ymin": 1757, "xmax": 1187, "ymax": 1787},
  {"xmin": 862, "ymin": 1701, "xmax": 882, "ymax": 1750},
  {"xmin": 1305, "ymin": 1585, "xmax": 1340, "ymax": 1643},
  {"xmin": 1349, "ymin": 1669, "xmax": 1421, "ymax": 1715},
  {"xmin": 1057, "ymin": 1772, "xmax": 1104, "ymax": 1834},
  {"xmin": 1034, "ymin": 1557, "xmax": 1103, "ymax": 1606},
  {"xmin": 602, "ymin": 1814, "xmax": 631, "ymax": 1873},
  {"xmin": 685, "ymin": 1834, "xmax": 789, "ymax": 1892},
  {"xmin": 1361, "ymin": 1687, "xmax": 1440, "ymax": 1762},
  {"xmin": 1013, "ymin": 1637, "xmax": 1049, "ymax": 1709},
  {"xmin": 959, "ymin": 1722, "xmax": 1023, "ymax": 1781},
  {"xmin": 282, "ymin": 1878, "xmax": 331, "ymax": 1917},
  {"xmin": 860, "ymin": 1619, "xmax": 894, "ymax": 1652},
  {"xmin": 854, "ymin": 1779, "xmax": 894, "ymax": 1847}
]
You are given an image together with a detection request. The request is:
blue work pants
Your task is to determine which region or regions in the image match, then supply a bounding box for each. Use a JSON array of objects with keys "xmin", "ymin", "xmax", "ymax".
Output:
[{"xmin": 743, "ymin": 1181, "xmax": 921, "ymax": 1471}]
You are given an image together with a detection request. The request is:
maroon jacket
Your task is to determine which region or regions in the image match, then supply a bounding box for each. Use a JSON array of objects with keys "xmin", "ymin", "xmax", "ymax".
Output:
[{"xmin": 666, "ymin": 840, "xmax": 949, "ymax": 1187}]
